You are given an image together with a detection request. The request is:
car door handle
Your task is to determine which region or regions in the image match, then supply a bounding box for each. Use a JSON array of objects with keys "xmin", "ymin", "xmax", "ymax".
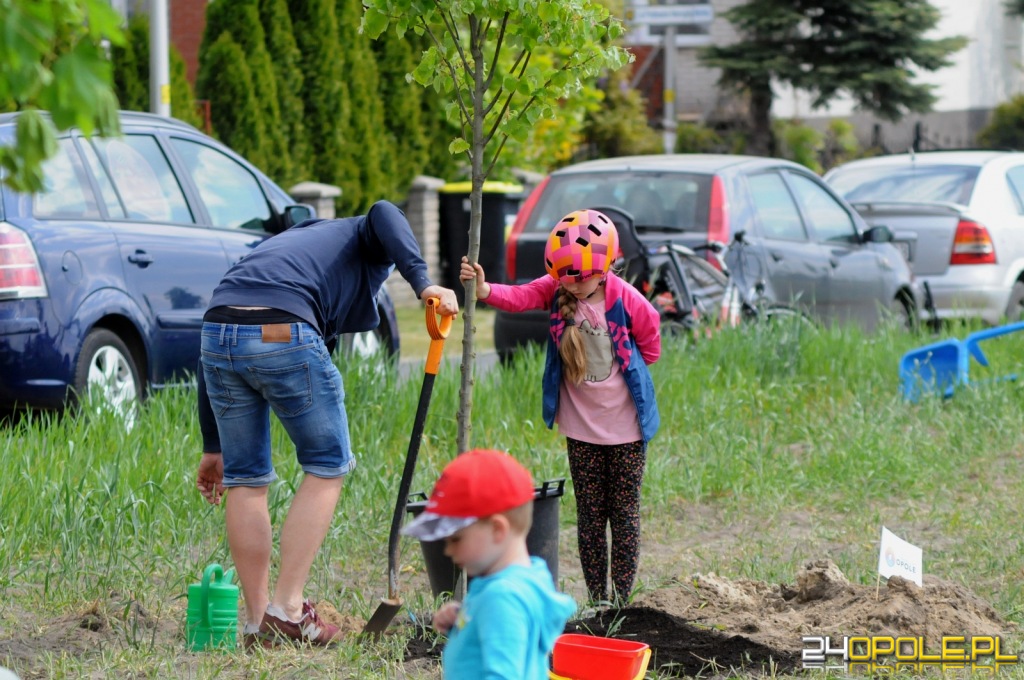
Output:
[
  {"xmin": 128, "ymin": 250, "xmax": 154, "ymax": 267},
  {"xmin": 769, "ymin": 251, "xmax": 784, "ymax": 262},
  {"xmin": 829, "ymin": 257, "xmax": 839, "ymax": 268}
]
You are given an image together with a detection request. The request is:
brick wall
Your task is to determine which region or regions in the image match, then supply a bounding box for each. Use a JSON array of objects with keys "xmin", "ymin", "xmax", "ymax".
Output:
[{"xmin": 170, "ymin": 0, "xmax": 207, "ymax": 85}]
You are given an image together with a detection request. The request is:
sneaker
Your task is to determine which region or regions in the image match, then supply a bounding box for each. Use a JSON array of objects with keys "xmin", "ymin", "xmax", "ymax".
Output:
[
  {"xmin": 258, "ymin": 600, "xmax": 342, "ymax": 647},
  {"xmin": 242, "ymin": 631, "xmax": 275, "ymax": 651}
]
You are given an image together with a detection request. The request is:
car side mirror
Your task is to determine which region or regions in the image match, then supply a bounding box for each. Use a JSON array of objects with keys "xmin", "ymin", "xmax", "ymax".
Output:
[
  {"xmin": 284, "ymin": 204, "xmax": 316, "ymax": 229},
  {"xmin": 862, "ymin": 225, "xmax": 894, "ymax": 243}
]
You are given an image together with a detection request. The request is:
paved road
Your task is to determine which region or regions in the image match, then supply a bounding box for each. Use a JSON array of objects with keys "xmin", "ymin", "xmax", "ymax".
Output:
[{"xmin": 397, "ymin": 350, "xmax": 499, "ymax": 381}]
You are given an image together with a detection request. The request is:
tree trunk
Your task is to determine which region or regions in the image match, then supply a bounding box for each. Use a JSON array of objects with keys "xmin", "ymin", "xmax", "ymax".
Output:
[
  {"xmin": 456, "ymin": 18, "xmax": 487, "ymax": 455},
  {"xmin": 747, "ymin": 80, "xmax": 776, "ymax": 157}
]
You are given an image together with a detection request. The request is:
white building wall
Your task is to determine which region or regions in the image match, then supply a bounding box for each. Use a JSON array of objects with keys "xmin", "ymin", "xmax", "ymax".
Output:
[
  {"xmin": 774, "ymin": 0, "xmax": 1024, "ymax": 119},
  {"xmin": 771, "ymin": 0, "xmax": 1024, "ymax": 150},
  {"xmin": 629, "ymin": 0, "xmax": 1024, "ymax": 151}
]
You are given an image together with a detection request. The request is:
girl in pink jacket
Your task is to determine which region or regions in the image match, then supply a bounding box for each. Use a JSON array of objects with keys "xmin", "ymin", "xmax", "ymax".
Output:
[{"xmin": 460, "ymin": 209, "xmax": 661, "ymax": 605}]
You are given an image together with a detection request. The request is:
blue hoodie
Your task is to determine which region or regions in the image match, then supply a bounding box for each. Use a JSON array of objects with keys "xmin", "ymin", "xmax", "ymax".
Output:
[{"xmin": 443, "ymin": 557, "xmax": 576, "ymax": 680}]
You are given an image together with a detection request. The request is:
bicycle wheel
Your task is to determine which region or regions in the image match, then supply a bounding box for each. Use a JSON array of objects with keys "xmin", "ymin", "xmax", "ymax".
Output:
[
  {"xmin": 741, "ymin": 304, "xmax": 817, "ymax": 333},
  {"xmin": 761, "ymin": 305, "xmax": 815, "ymax": 327}
]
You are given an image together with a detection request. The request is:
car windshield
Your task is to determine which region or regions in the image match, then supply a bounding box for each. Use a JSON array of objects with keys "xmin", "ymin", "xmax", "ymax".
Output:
[
  {"xmin": 828, "ymin": 164, "xmax": 980, "ymax": 204},
  {"xmin": 524, "ymin": 171, "xmax": 712, "ymax": 232}
]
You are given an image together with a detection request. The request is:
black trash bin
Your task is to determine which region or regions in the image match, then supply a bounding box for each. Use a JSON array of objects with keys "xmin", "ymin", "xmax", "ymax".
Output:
[
  {"xmin": 406, "ymin": 478, "xmax": 564, "ymax": 599},
  {"xmin": 438, "ymin": 181, "xmax": 524, "ymax": 305}
]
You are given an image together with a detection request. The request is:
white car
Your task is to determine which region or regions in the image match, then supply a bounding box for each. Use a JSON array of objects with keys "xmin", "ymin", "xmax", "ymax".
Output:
[{"xmin": 825, "ymin": 151, "xmax": 1024, "ymax": 324}]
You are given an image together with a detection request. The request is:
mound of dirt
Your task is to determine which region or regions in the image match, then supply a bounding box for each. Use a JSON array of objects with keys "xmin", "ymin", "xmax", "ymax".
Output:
[
  {"xmin": 572, "ymin": 559, "xmax": 1015, "ymax": 676},
  {"xmin": 407, "ymin": 559, "xmax": 1016, "ymax": 677}
]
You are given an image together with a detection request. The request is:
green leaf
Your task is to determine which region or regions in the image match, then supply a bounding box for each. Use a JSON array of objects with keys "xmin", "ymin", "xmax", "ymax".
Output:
[
  {"xmin": 362, "ymin": 7, "xmax": 390, "ymax": 39},
  {"xmin": 448, "ymin": 137, "xmax": 470, "ymax": 155}
]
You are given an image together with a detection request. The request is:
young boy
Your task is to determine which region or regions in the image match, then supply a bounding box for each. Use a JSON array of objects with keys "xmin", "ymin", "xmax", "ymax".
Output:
[{"xmin": 402, "ymin": 449, "xmax": 576, "ymax": 679}]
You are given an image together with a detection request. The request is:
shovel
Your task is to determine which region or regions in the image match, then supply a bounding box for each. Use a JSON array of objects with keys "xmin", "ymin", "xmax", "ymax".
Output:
[{"xmin": 363, "ymin": 297, "xmax": 452, "ymax": 637}]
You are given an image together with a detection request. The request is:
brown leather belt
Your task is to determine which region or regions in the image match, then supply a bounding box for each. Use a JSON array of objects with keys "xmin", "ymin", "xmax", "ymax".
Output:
[{"xmin": 261, "ymin": 323, "xmax": 292, "ymax": 343}]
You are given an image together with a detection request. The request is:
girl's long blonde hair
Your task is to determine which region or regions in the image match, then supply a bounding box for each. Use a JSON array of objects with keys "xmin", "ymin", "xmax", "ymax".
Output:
[{"xmin": 557, "ymin": 288, "xmax": 587, "ymax": 384}]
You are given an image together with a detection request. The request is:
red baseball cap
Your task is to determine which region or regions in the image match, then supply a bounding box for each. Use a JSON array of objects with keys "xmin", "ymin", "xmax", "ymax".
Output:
[{"xmin": 401, "ymin": 449, "xmax": 535, "ymax": 541}]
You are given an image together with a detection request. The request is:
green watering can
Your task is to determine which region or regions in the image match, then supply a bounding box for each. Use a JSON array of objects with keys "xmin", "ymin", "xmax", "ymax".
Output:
[{"xmin": 186, "ymin": 563, "xmax": 238, "ymax": 651}]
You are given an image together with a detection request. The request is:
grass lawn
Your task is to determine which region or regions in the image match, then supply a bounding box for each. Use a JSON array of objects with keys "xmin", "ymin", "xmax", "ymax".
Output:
[{"xmin": 4, "ymin": 318, "xmax": 1024, "ymax": 677}]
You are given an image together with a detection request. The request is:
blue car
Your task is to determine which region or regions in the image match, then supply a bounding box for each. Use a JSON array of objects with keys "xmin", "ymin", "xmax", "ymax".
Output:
[{"xmin": 0, "ymin": 111, "xmax": 399, "ymax": 415}]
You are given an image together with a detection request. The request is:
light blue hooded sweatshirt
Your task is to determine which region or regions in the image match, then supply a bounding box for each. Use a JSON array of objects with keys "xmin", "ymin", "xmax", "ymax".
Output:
[{"xmin": 442, "ymin": 557, "xmax": 576, "ymax": 680}]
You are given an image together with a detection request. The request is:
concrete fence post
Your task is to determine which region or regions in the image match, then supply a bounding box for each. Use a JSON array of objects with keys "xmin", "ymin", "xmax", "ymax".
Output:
[{"xmin": 288, "ymin": 181, "xmax": 342, "ymax": 220}]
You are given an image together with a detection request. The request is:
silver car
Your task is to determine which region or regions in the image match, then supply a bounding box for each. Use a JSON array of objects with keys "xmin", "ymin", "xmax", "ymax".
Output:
[
  {"xmin": 496, "ymin": 154, "xmax": 918, "ymax": 359},
  {"xmin": 825, "ymin": 151, "xmax": 1024, "ymax": 324}
]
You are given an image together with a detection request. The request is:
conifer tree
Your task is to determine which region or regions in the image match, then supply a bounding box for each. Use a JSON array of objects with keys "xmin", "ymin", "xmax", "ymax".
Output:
[
  {"xmin": 258, "ymin": 0, "xmax": 312, "ymax": 183},
  {"xmin": 196, "ymin": 33, "xmax": 270, "ymax": 171},
  {"xmin": 701, "ymin": 0, "xmax": 966, "ymax": 156},
  {"xmin": 110, "ymin": 15, "xmax": 148, "ymax": 111},
  {"xmin": 287, "ymin": 0, "xmax": 356, "ymax": 211},
  {"xmin": 170, "ymin": 50, "xmax": 205, "ymax": 129},
  {"xmin": 201, "ymin": 0, "xmax": 292, "ymax": 183},
  {"xmin": 372, "ymin": 29, "xmax": 430, "ymax": 195},
  {"xmin": 335, "ymin": 0, "xmax": 390, "ymax": 211},
  {"xmin": 112, "ymin": 14, "xmax": 205, "ymax": 129}
]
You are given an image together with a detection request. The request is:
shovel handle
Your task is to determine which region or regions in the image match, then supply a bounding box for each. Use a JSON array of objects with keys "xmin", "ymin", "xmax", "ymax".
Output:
[{"xmin": 425, "ymin": 297, "xmax": 452, "ymax": 375}]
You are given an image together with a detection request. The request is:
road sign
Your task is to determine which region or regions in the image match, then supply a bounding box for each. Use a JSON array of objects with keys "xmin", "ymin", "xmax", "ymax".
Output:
[{"xmin": 627, "ymin": 4, "xmax": 714, "ymax": 26}]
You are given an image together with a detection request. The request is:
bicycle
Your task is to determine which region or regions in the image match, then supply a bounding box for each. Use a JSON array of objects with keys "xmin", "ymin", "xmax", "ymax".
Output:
[{"xmin": 589, "ymin": 205, "xmax": 812, "ymax": 338}]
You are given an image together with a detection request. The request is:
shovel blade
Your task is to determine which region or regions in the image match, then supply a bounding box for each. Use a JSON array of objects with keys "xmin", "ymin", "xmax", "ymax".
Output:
[{"xmin": 362, "ymin": 597, "xmax": 402, "ymax": 638}]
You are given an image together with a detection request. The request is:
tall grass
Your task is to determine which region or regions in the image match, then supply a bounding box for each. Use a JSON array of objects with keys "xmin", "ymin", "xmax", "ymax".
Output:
[{"xmin": 4, "ymin": 318, "xmax": 1024, "ymax": 677}]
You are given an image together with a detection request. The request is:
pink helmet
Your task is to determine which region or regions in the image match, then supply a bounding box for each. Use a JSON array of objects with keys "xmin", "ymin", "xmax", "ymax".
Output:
[{"xmin": 543, "ymin": 209, "xmax": 619, "ymax": 283}]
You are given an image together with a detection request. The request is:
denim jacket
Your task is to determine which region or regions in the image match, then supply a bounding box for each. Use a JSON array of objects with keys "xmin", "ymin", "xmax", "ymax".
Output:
[{"xmin": 484, "ymin": 272, "xmax": 661, "ymax": 444}]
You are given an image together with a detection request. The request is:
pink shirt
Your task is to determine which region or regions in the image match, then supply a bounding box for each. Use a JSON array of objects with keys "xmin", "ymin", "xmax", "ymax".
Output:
[{"xmin": 555, "ymin": 297, "xmax": 643, "ymax": 445}]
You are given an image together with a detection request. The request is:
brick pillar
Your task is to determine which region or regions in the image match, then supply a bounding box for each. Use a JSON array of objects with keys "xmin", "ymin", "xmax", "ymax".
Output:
[{"xmin": 169, "ymin": 0, "xmax": 207, "ymax": 86}]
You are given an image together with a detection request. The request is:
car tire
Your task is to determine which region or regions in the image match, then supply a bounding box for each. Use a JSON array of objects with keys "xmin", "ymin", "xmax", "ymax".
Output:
[
  {"xmin": 72, "ymin": 329, "xmax": 143, "ymax": 417},
  {"xmin": 1005, "ymin": 281, "xmax": 1024, "ymax": 322},
  {"xmin": 882, "ymin": 296, "xmax": 915, "ymax": 331}
]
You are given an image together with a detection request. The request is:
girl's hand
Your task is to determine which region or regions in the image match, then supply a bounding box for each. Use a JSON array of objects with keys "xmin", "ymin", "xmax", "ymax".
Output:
[
  {"xmin": 459, "ymin": 257, "xmax": 490, "ymax": 299},
  {"xmin": 432, "ymin": 601, "xmax": 461, "ymax": 634}
]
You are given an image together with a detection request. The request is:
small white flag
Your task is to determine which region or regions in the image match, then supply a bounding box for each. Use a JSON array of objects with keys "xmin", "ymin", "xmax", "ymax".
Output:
[{"xmin": 878, "ymin": 526, "xmax": 923, "ymax": 586}]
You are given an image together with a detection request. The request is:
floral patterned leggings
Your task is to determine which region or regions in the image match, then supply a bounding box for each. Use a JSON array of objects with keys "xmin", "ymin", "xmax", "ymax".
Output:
[{"xmin": 566, "ymin": 437, "xmax": 646, "ymax": 604}]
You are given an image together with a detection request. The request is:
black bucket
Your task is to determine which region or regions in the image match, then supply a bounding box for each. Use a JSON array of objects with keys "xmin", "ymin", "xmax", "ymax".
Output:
[{"xmin": 406, "ymin": 478, "xmax": 565, "ymax": 599}]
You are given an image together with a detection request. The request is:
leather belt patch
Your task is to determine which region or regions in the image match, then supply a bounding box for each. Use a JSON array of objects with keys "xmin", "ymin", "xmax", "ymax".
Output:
[{"xmin": 261, "ymin": 323, "xmax": 291, "ymax": 343}]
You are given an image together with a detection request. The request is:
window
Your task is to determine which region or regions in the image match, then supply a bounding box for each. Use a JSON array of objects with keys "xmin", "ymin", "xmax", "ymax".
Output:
[
  {"xmin": 33, "ymin": 139, "xmax": 100, "ymax": 219},
  {"xmin": 787, "ymin": 174, "xmax": 857, "ymax": 244},
  {"xmin": 829, "ymin": 164, "xmax": 979, "ymax": 204},
  {"xmin": 78, "ymin": 139, "xmax": 126, "ymax": 219},
  {"xmin": 1006, "ymin": 166, "xmax": 1024, "ymax": 214},
  {"xmin": 89, "ymin": 136, "xmax": 194, "ymax": 224},
  {"xmin": 526, "ymin": 172, "xmax": 711, "ymax": 233},
  {"xmin": 747, "ymin": 173, "xmax": 807, "ymax": 241},
  {"xmin": 171, "ymin": 138, "xmax": 271, "ymax": 231}
]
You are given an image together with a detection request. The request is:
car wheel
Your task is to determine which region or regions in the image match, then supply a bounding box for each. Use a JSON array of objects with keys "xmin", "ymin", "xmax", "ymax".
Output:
[
  {"xmin": 882, "ymin": 296, "xmax": 915, "ymax": 331},
  {"xmin": 1005, "ymin": 281, "xmax": 1024, "ymax": 322},
  {"xmin": 72, "ymin": 329, "xmax": 142, "ymax": 422}
]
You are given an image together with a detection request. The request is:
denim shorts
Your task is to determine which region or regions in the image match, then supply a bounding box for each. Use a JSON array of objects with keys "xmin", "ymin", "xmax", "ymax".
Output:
[{"xmin": 200, "ymin": 322, "xmax": 356, "ymax": 487}]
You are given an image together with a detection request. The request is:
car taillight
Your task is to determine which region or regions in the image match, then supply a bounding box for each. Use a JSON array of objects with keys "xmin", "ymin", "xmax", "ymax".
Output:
[
  {"xmin": 0, "ymin": 222, "xmax": 48, "ymax": 298},
  {"xmin": 505, "ymin": 177, "xmax": 549, "ymax": 282},
  {"xmin": 949, "ymin": 219, "xmax": 996, "ymax": 266},
  {"xmin": 706, "ymin": 175, "xmax": 729, "ymax": 270}
]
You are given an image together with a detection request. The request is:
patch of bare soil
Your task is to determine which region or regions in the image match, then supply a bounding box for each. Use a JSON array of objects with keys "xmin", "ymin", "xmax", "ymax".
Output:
[
  {"xmin": 0, "ymin": 591, "xmax": 173, "ymax": 674},
  {"xmin": 405, "ymin": 559, "xmax": 1016, "ymax": 677}
]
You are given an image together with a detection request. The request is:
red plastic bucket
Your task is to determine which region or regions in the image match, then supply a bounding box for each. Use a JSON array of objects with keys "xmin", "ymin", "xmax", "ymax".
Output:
[{"xmin": 551, "ymin": 633, "xmax": 651, "ymax": 680}]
